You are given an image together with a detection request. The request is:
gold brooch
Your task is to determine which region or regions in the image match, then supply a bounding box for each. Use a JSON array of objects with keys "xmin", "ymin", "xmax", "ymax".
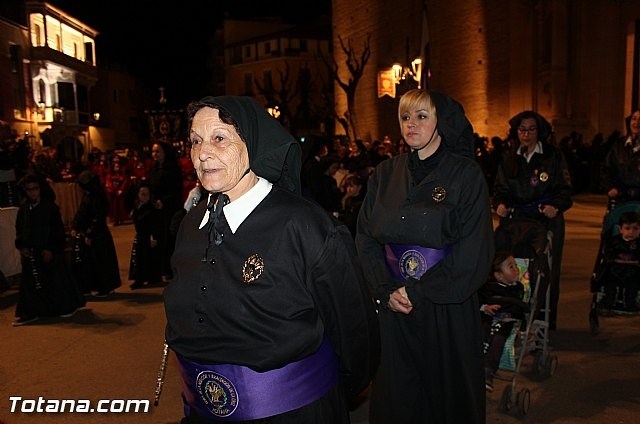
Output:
[
  {"xmin": 432, "ymin": 186, "xmax": 447, "ymax": 202},
  {"xmin": 539, "ymin": 172, "xmax": 549, "ymax": 182},
  {"xmin": 242, "ymin": 254, "xmax": 264, "ymax": 284}
]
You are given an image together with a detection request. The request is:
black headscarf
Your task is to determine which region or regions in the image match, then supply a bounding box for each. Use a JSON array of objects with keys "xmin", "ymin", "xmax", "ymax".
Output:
[
  {"xmin": 190, "ymin": 96, "xmax": 302, "ymax": 195},
  {"xmin": 429, "ymin": 90, "xmax": 475, "ymax": 159},
  {"xmin": 508, "ymin": 110, "xmax": 552, "ymax": 142}
]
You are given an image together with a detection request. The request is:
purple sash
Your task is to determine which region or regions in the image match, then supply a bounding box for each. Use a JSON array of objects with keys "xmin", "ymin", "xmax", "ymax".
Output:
[
  {"xmin": 175, "ymin": 337, "xmax": 338, "ymax": 421},
  {"xmin": 384, "ymin": 243, "xmax": 451, "ymax": 282}
]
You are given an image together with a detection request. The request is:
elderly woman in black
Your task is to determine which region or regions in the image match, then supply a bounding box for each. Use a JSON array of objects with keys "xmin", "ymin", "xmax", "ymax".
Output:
[
  {"xmin": 356, "ymin": 89, "xmax": 494, "ymax": 424},
  {"xmin": 493, "ymin": 111, "xmax": 573, "ymax": 330},
  {"xmin": 163, "ymin": 96, "xmax": 378, "ymax": 423}
]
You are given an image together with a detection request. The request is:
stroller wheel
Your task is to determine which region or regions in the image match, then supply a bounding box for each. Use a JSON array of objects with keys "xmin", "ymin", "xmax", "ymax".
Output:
[
  {"xmin": 499, "ymin": 385, "xmax": 513, "ymax": 412},
  {"xmin": 543, "ymin": 355, "xmax": 558, "ymax": 378},
  {"xmin": 516, "ymin": 388, "xmax": 531, "ymax": 416}
]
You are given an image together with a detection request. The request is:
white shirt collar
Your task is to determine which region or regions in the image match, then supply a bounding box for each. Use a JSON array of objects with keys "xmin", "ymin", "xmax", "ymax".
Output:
[
  {"xmin": 199, "ymin": 177, "xmax": 273, "ymax": 233},
  {"xmin": 517, "ymin": 141, "xmax": 543, "ymax": 163}
]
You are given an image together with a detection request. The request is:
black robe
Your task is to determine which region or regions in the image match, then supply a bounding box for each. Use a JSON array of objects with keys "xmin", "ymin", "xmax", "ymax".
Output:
[
  {"xmin": 164, "ymin": 186, "xmax": 379, "ymax": 404},
  {"xmin": 128, "ymin": 201, "xmax": 162, "ymax": 283},
  {"xmin": 15, "ymin": 199, "xmax": 85, "ymax": 318},
  {"xmin": 72, "ymin": 190, "xmax": 121, "ymax": 294},
  {"xmin": 356, "ymin": 150, "xmax": 494, "ymax": 424}
]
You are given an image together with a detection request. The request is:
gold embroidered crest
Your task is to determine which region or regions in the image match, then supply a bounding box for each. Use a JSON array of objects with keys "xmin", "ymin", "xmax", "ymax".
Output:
[
  {"xmin": 432, "ymin": 186, "xmax": 447, "ymax": 203},
  {"xmin": 539, "ymin": 172, "xmax": 549, "ymax": 182},
  {"xmin": 242, "ymin": 254, "xmax": 264, "ymax": 283}
]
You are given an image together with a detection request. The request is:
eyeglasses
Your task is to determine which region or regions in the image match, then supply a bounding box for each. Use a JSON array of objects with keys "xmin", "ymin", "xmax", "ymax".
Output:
[{"xmin": 518, "ymin": 126, "xmax": 538, "ymax": 133}]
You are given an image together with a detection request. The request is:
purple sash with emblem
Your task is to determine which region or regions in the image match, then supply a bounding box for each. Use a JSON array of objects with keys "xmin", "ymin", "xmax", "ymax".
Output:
[
  {"xmin": 384, "ymin": 243, "xmax": 451, "ymax": 282},
  {"xmin": 175, "ymin": 337, "xmax": 338, "ymax": 421}
]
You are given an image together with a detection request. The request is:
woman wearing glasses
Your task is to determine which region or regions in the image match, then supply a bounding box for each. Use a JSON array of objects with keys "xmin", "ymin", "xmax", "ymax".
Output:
[{"xmin": 493, "ymin": 111, "xmax": 573, "ymax": 330}]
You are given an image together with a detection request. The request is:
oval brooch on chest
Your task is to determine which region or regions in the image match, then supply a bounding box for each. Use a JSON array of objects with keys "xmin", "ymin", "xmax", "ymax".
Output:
[
  {"xmin": 432, "ymin": 186, "xmax": 447, "ymax": 203},
  {"xmin": 539, "ymin": 172, "xmax": 549, "ymax": 182},
  {"xmin": 242, "ymin": 254, "xmax": 264, "ymax": 284}
]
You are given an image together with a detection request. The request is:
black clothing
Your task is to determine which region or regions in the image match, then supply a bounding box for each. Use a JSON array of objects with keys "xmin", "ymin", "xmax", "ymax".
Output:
[
  {"xmin": 148, "ymin": 160, "xmax": 183, "ymax": 278},
  {"xmin": 129, "ymin": 201, "xmax": 162, "ymax": 284},
  {"xmin": 15, "ymin": 199, "xmax": 85, "ymax": 318},
  {"xmin": 602, "ymin": 136, "xmax": 640, "ymax": 200},
  {"xmin": 356, "ymin": 149, "xmax": 494, "ymax": 424},
  {"xmin": 165, "ymin": 187, "xmax": 378, "ymax": 401},
  {"xmin": 602, "ymin": 234, "xmax": 640, "ymax": 308},
  {"xmin": 493, "ymin": 141, "xmax": 573, "ymax": 329},
  {"xmin": 72, "ymin": 175, "xmax": 121, "ymax": 294}
]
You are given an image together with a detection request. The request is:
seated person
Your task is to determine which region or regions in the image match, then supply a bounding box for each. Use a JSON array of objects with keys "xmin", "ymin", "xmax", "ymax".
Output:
[
  {"xmin": 479, "ymin": 251, "xmax": 530, "ymax": 392},
  {"xmin": 601, "ymin": 211, "xmax": 640, "ymax": 315}
]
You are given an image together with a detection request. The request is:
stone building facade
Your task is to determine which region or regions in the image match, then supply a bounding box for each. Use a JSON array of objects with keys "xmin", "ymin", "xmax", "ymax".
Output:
[{"xmin": 333, "ymin": 0, "xmax": 640, "ymax": 143}]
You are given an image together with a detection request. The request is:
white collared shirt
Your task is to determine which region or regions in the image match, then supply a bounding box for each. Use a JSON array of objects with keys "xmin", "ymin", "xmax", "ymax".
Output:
[
  {"xmin": 517, "ymin": 141, "xmax": 543, "ymax": 163},
  {"xmin": 199, "ymin": 177, "xmax": 273, "ymax": 233}
]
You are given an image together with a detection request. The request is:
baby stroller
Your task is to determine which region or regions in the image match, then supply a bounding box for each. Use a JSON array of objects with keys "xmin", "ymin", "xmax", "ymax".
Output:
[
  {"xmin": 588, "ymin": 200, "xmax": 640, "ymax": 335},
  {"xmin": 492, "ymin": 217, "xmax": 558, "ymax": 416}
]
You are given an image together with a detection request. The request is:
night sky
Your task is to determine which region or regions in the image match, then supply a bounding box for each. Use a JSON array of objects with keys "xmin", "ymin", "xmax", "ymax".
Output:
[{"xmin": 44, "ymin": 0, "xmax": 331, "ymax": 106}]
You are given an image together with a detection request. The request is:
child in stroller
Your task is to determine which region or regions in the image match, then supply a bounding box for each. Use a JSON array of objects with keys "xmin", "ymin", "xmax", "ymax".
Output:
[
  {"xmin": 599, "ymin": 210, "xmax": 640, "ymax": 315},
  {"xmin": 479, "ymin": 251, "xmax": 530, "ymax": 392}
]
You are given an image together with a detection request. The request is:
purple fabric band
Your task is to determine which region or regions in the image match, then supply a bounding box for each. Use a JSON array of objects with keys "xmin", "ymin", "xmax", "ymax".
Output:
[
  {"xmin": 384, "ymin": 243, "xmax": 451, "ymax": 282},
  {"xmin": 176, "ymin": 337, "xmax": 339, "ymax": 421}
]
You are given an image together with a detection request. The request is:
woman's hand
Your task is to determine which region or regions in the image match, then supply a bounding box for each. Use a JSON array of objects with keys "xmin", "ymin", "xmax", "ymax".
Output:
[
  {"xmin": 607, "ymin": 187, "xmax": 619, "ymax": 199},
  {"xmin": 541, "ymin": 204, "xmax": 559, "ymax": 219},
  {"xmin": 483, "ymin": 304, "xmax": 501, "ymax": 316},
  {"xmin": 496, "ymin": 204, "xmax": 511, "ymax": 218},
  {"xmin": 388, "ymin": 286, "xmax": 413, "ymax": 315}
]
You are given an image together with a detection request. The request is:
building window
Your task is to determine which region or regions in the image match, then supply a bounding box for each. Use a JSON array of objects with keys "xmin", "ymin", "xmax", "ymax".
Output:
[
  {"xmin": 300, "ymin": 39, "xmax": 307, "ymax": 52},
  {"xmin": 244, "ymin": 73, "xmax": 253, "ymax": 94},
  {"xmin": 264, "ymin": 42, "xmax": 271, "ymax": 54},
  {"xmin": 263, "ymin": 70, "xmax": 272, "ymax": 90},
  {"xmin": 244, "ymin": 46, "xmax": 251, "ymax": 58}
]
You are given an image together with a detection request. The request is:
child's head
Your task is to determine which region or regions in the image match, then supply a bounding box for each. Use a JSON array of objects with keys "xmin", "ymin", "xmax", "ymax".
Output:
[
  {"xmin": 492, "ymin": 251, "xmax": 519, "ymax": 283},
  {"xmin": 137, "ymin": 184, "xmax": 151, "ymax": 204},
  {"xmin": 619, "ymin": 211, "xmax": 640, "ymax": 241}
]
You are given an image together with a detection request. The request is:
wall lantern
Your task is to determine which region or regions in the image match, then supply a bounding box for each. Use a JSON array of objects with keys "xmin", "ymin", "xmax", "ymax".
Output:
[{"xmin": 392, "ymin": 57, "xmax": 423, "ymax": 89}]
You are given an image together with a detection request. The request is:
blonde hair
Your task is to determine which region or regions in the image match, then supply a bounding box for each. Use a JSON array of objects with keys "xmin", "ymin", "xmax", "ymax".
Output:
[{"xmin": 398, "ymin": 89, "xmax": 437, "ymax": 127}]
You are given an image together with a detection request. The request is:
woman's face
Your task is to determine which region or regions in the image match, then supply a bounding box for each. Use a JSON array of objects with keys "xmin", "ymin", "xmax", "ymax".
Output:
[
  {"xmin": 151, "ymin": 144, "xmax": 165, "ymax": 163},
  {"xmin": 190, "ymin": 107, "xmax": 250, "ymax": 197},
  {"xmin": 400, "ymin": 106, "xmax": 439, "ymax": 156},
  {"xmin": 630, "ymin": 111, "xmax": 640, "ymax": 137},
  {"xmin": 517, "ymin": 117, "xmax": 539, "ymax": 150}
]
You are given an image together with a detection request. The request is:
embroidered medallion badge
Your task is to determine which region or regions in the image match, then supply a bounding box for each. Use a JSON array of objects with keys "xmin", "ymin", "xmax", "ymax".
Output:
[
  {"xmin": 432, "ymin": 186, "xmax": 447, "ymax": 203},
  {"xmin": 399, "ymin": 250, "xmax": 428, "ymax": 280},
  {"xmin": 539, "ymin": 172, "xmax": 549, "ymax": 182},
  {"xmin": 196, "ymin": 370, "xmax": 239, "ymax": 418},
  {"xmin": 242, "ymin": 254, "xmax": 264, "ymax": 283}
]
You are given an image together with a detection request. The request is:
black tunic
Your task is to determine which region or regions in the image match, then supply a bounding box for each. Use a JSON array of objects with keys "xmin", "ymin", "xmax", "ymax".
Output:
[
  {"xmin": 15, "ymin": 199, "xmax": 85, "ymax": 318},
  {"xmin": 164, "ymin": 186, "xmax": 379, "ymax": 402},
  {"xmin": 128, "ymin": 201, "xmax": 162, "ymax": 283},
  {"xmin": 356, "ymin": 150, "xmax": 493, "ymax": 424}
]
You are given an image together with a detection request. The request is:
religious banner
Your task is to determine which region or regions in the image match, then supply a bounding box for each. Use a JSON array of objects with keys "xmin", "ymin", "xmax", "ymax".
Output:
[{"xmin": 146, "ymin": 110, "xmax": 184, "ymax": 145}]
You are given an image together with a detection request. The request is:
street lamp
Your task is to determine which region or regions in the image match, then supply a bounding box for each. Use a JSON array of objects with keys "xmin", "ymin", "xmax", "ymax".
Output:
[
  {"xmin": 266, "ymin": 105, "xmax": 281, "ymax": 119},
  {"xmin": 392, "ymin": 57, "xmax": 423, "ymax": 89}
]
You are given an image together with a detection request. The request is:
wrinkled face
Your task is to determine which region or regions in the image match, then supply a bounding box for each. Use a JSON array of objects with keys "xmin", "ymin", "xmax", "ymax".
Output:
[
  {"xmin": 630, "ymin": 111, "xmax": 640, "ymax": 137},
  {"xmin": 400, "ymin": 107, "xmax": 438, "ymax": 152},
  {"xmin": 190, "ymin": 107, "xmax": 250, "ymax": 195},
  {"xmin": 619, "ymin": 222, "xmax": 640, "ymax": 241},
  {"xmin": 495, "ymin": 256, "xmax": 520, "ymax": 283},
  {"xmin": 151, "ymin": 144, "xmax": 165, "ymax": 163},
  {"xmin": 517, "ymin": 117, "xmax": 538, "ymax": 149}
]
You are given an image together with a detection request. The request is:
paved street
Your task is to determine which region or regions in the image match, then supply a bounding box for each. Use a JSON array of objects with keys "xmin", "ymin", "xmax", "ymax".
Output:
[{"xmin": 1, "ymin": 193, "xmax": 640, "ymax": 423}]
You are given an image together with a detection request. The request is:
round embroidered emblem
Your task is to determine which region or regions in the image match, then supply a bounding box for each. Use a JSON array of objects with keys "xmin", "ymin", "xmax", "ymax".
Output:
[
  {"xmin": 399, "ymin": 250, "xmax": 427, "ymax": 280},
  {"xmin": 242, "ymin": 254, "xmax": 264, "ymax": 283},
  {"xmin": 539, "ymin": 172, "xmax": 549, "ymax": 182},
  {"xmin": 196, "ymin": 371, "xmax": 239, "ymax": 418}
]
